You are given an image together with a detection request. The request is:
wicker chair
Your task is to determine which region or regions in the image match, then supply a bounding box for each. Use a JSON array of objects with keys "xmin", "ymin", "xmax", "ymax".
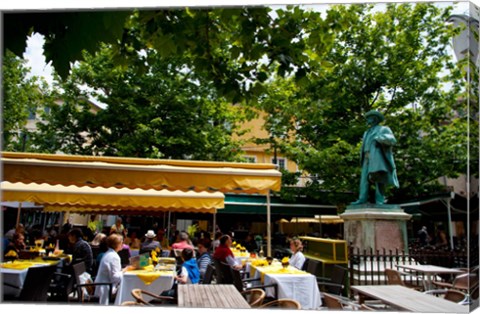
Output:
[
  {"xmin": 323, "ymin": 293, "xmax": 369, "ymax": 311},
  {"xmin": 322, "ymin": 293, "xmax": 344, "ymax": 309},
  {"xmin": 384, "ymin": 268, "xmax": 423, "ymax": 290},
  {"xmin": 240, "ymin": 288, "xmax": 266, "ymax": 307},
  {"xmin": 131, "ymin": 288, "xmax": 177, "ymax": 306},
  {"xmin": 120, "ymin": 301, "xmax": 144, "ymax": 306},
  {"xmin": 424, "ymin": 288, "xmax": 469, "ymax": 304},
  {"xmin": 433, "ymin": 272, "xmax": 477, "ymax": 292},
  {"xmin": 260, "ymin": 299, "xmax": 302, "ymax": 309}
]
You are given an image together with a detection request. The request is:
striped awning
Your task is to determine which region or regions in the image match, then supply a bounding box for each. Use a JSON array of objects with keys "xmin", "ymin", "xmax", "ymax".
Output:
[
  {"xmin": 2, "ymin": 152, "xmax": 281, "ymax": 194},
  {"xmin": 1, "ymin": 181, "xmax": 224, "ymax": 214}
]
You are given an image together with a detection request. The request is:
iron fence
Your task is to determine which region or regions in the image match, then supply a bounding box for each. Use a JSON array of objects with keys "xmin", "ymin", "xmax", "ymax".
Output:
[{"xmin": 347, "ymin": 245, "xmax": 470, "ymax": 289}]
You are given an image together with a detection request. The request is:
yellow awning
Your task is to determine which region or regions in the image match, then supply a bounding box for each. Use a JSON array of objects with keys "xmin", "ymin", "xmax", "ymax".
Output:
[
  {"xmin": 1, "ymin": 181, "xmax": 224, "ymax": 214},
  {"xmin": 2, "ymin": 152, "xmax": 281, "ymax": 194},
  {"xmin": 290, "ymin": 216, "xmax": 344, "ymax": 224}
]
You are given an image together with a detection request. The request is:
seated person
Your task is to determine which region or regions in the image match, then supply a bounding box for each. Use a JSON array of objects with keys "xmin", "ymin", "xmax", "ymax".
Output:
[
  {"xmin": 94, "ymin": 234, "xmax": 134, "ymax": 305},
  {"xmin": 171, "ymin": 231, "xmax": 194, "ymax": 251},
  {"xmin": 110, "ymin": 217, "xmax": 127, "ymax": 238},
  {"xmin": 176, "ymin": 248, "xmax": 200, "ymax": 284},
  {"xmin": 68, "ymin": 228, "xmax": 94, "ymax": 272},
  {"xmin": 196, "ymin": 238, "xmax": 212, "ymax": 280},
  {"xmin": 213, "ymin": 234, "xmax": 242, "ymax": 270},
  {"xmin": 90, "ymin": 233, "xmax": 107, "ymax": 249},
  {"xmin": 140, "ymin": 230, "xmax": 161, "ymax": 254},
  {"xmin": 289, "ymin": 238, "xmax": 306, "ymax": 270},
  {"xmin": 243, "ymin": 233, "xmax": 258, "ymax": 253},
  {"xmin": 95, "ymin": 235, "xmax": 109, "ymax": 264},
  {"xmin": 211, "ymin": 231, "xmax": 222, "ymax": 251},
  {"xmin": 4, "ymin": 232, "xmax": 26, "ymax": 257},
  {"xmin": 124, "ymin": 231, "xmax": 141, "ymax": 249}
]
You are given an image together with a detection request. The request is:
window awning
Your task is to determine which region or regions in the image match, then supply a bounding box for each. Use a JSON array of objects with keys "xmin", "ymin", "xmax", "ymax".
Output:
[
  {"xmin": 2, "ymin": 152, "xmax": 281, "ymax": 194},
  {"xmin": 1, "ymin": 181, "xmax": 224, "ymax": 214}
]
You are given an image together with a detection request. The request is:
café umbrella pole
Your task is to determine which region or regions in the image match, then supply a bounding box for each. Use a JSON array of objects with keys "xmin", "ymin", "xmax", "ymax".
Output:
[
  {"xmin": 167, "ymin": 211, "xmax": 171, "ymax": 245},
  {"xmin": 213, "ymin": 212, "xmax": 216, "ymax": 239},
  {"xmin": 267, "ymin": 192, "xmax": 271, "ymax": 257},
  {"xmin": 447, "ymin": 197, "xmax": 454, "ymax": 250},
  {"xmin": 16, "ymin": 202, "xmax": 22, "ymax": 227}
]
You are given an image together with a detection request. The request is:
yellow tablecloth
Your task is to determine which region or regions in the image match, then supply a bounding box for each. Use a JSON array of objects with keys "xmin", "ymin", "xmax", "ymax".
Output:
[
  {"xmin": 0, "ymin": 259, "xmax": 55, "ymax": 270},
  {"xmin": 233, "ymin": 251, "xmax": 250, "ymax": 258},
  {"xmin": 251, "ymin": 264, "xmax": 307, "ymax": 283},
  {"xmin": 127, "ymin": 267, "xmax": 174, "ymax": 285}
]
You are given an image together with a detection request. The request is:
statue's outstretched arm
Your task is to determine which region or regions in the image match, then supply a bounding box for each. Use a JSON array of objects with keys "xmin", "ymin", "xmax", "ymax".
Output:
[{"xmin": 375, "ymin": 126, "xmax": 396, "ymax": 146}]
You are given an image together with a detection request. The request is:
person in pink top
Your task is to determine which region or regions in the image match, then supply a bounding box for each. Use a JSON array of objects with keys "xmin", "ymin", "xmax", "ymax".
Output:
[{"xmin": 171, "ymin": 231, "xmax": 194, "ymax": 250}]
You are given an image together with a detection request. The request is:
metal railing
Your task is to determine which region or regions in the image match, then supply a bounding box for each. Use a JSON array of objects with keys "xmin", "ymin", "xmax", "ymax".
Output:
[{"xmin": 347, "ymin": 246, "xmax": 470, "ymax": 288}]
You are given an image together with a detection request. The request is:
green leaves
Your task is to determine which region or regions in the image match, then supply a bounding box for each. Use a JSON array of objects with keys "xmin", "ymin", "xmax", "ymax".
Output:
[
  {"xmin": 2, "ymin": 50, "xmax": 57, "ymax": 152},
  {"xmin": 4, "ymin": 3, "xmax": 475, "ymax": 205},
  {"xmin": 254, "ymin": 3, "xmax": 471, "ymax": 203},
  {"xmin": 4, "ymin": 11, "xmax": 131, "ymax": 78}
]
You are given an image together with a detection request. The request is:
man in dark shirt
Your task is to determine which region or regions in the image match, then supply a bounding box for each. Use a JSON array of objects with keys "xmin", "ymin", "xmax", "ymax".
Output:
[
  {"xmin": 68, "ymin": 228, "xmax": 94, "ymax": 272},
  {"xmin": 140, "ymin": 230, "xmax": 161, "ymax": 254}
]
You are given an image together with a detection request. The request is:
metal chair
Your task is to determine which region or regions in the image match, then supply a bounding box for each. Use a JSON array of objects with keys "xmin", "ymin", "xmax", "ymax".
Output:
[
  {"xmin": 306, "ymin": 259, "xmax": 321, "ymax": 276},
  {"xmin": 48, "ymin": 264, "xmax": 74, "ymax": 302},
  {"xmin": 316, "ymin": 264, "xmax": 348, "ymax": 296},
  {"xmin": 3, "ymin": 264, "xmax": 57, "ymax": 302},
  {"xmin": 72, "ymin": 261, "xmax": 113, "ymax": 303},
  {"xmin": 213, "ymin": 258, "xmax": 233, "ymax": 284},
  {"xmin": 201, "ymin": 263, "xmax": 215, "ymax": 284},
  {"xmin": 117, "ymin": 248, "xmax": 131, "ymax": 268},
  {"xmin": 231, "ymin": 267, "xmax": 278, "ymax": 300}
]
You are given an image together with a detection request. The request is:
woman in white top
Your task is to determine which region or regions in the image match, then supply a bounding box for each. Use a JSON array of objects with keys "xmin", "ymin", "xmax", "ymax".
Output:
[
  {"xmin": 94, "ymin": 233, "xmax": 133, "ymax": 305},
  {"xmin": 289, "ymin": 238, "xmax": 306, "ymax": 270}
]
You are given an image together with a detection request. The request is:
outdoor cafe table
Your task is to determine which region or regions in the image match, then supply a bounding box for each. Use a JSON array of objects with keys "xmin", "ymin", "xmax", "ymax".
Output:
[
  {"xmin": 351, "ymin": 285, "xmax": 468, "ymax": 313},
  {"xmin": 114, "ymin": 266, "xmax": 175, "ymax": 305},
  {"xmin": 1, "ymin": 259, "xmax": 62, "ymax": 297},
  {"xmin": 249, "ymin": 262, "xmax": 322, "ymax": 309},
  {"xmin": 395, "ymin": 264, "xmax": 465, "ymax": 290},
  {"xmin": 178, "ymin": 284, "xmax": 251, "ymax": 309}
]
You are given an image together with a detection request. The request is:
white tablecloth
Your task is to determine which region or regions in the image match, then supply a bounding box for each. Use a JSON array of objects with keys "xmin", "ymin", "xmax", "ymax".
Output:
[
  {"xmin": 1, "ymin": 260, "xmax": 63, "ymax": 297},
  {"xmin": 114, "ymin": 271, "xmax": 175, "ymax": 305},
  {"xmin": 263, "ymin": 272, "xmax": 322, "ymax": 309},
  {"xmin": 250, "ymin": 265, "xmax": 322, "ymax": 310},
  {"xmin": 1, "ymin": 268, "xmax": 28, "ymax": 297}
]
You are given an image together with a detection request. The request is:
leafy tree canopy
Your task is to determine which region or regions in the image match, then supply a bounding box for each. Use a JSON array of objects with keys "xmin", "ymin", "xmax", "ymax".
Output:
[
  {"xmin": 254, "ymin": 3, "xmax": 474, "ymax": 203},
  {"xmin": 4, "ymin": 3, "xmax": 477, "ymax": 205},
  {"xmin": 32, "ymin": 16, "xmax": 250, "ymax": 160},
  {"xmin": 2, "ymin": 50, "xmax": 56, "ymax": 151}
]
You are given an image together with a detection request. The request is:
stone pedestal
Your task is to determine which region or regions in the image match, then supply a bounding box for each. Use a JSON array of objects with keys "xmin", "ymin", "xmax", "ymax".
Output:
[{"xmin": 340, "ymin": 204, "xmax": 411, "ymax": 252}]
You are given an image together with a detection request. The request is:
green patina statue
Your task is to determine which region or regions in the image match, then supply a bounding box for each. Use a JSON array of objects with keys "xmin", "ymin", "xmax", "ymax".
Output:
[{"xmin": 351, "ymin": 110, "xmax": 399, "ymax": 205}]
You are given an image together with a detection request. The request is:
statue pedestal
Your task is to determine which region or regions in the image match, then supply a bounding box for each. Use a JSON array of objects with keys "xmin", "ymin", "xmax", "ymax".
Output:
[{"xmin": 340, "ymin": 204, "xmax": 411, "ymax": 252}]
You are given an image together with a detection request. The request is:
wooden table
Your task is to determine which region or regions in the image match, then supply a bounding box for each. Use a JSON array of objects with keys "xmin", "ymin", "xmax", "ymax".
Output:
[
  {"xmin": 177, "ymin": 284, "xmax": 251, "ymax": 309},
  {"xmin": 351, "ymin": 285, "xmax": 468, "ymax": 313},
  {"xmin": 396, "ymin": 264, "xmax": 465, "ymax": 290}
]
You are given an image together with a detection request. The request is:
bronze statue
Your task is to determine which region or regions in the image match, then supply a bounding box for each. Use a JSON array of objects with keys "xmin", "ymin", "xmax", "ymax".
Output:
[{"xmin": 351, "ymin": 110, "xmax": 399, "ymax": 205}]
